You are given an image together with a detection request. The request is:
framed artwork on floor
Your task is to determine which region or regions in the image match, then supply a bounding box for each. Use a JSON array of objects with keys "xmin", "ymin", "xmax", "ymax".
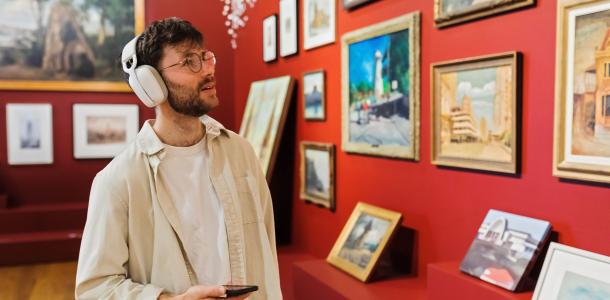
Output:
[
  {"xmin": 327, "ymin": 202, "xmax": 402, "ymax": 282},
  {"xmin": 342, "ymin": 12, "xmax": 420, "ymax": 160},
  {"xmin": 300, "ymin": 142, "xmax": 335, "ymax": 210},
  {"xmin": 73, "ymin": 104, "xmax": 139, "ymax": 159},
  {"xmin": 280, "ymin": 0, "xmax": 298, "ymax": 57},
  {"xmin": 6, "ymin": 103, "xmax": 53, "ymax": 165},
  {"xmin": 553, "ymin": 0, "xmax": 610, "ymax": 184},
  {"xmin": 434, "ymin": 0, "xmax": 535, "ymax": 28},
  {"xmin": 0, "ymin": 0, "xmax": 144, "ymax": 92},
  {"xmin": 263, "ymin": 15, "xmax": 277, "ymax": 63},
  {"xmin": 303, "ymin": 0, "xmax": 336, "ymax": 50},
  {"xmin": 303, "ymin": 70, "xmax": 325, "ymax": 120},
  {"xmin": 431, "ymin": 52, "xmax": 521, "ymax": 174}
]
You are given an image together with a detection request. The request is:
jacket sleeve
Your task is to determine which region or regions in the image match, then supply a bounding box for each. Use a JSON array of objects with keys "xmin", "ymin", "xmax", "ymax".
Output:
[{"xmin": 75, "ymin": 172, "xmax": 165, "ymax": 300}]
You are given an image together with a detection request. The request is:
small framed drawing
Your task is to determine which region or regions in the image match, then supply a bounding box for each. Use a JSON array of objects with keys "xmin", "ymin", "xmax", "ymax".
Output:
[
  {"xmin": 303, "ymin": 70, "xmax": 325, "ymax": 120},
  {"xmin": 303, "ymin": 0, "xmax": 336, "ymax": 50},
  {"xmin": 280, "ymin": 0, "xmax": 298, "ymax": 57},
  {"xmin": 533, "ymin": 242, "xmax": 610, "ymax": 299},
  {"xmin": 434, "ymin": 0, "xmax": 535, "ymax": 28},
  {"xmin": 263, "ymin": 15, "xmax": 277, "ymax": 63},
  {"xmin": 431, "ymin": 52, "xmax": 521, "ymax": 174},
  {"xmin": 553, "ymin": 0, "xmax": 610, "ymax": 184},
  {"xmin": 342, "ymin": 12, "xmax": 420, "ymax": 160},
  {"xmin": 73, "ymin": 104, "xmax": 139, "ymax": 159},
  {"xmin": 300, "ymin": 142, "xmax": 334, "ymax": 210},
  {"xmin": 343, "ymin": 0, "xmax": 375, "ymax": 10},
  {"xmin": 6, "ymin": 104, "xmax": 53, "ymax": 165},
  {"xmin": 327, "ymin": 202, "xmax": 402, "ymax": 282}
]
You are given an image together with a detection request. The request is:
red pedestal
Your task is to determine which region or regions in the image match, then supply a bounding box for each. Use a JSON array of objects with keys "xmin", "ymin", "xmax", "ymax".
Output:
[
  {"xmin": 293, "ymin": 259, "xmax": 426, "ymax": 300},
  {"xmin": 427, "ymin": 261, "xmax": 533, "ymax": 300}
]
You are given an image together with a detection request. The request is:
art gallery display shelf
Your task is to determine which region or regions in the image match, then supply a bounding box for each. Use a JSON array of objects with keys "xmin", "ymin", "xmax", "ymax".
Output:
[
  {"xmin": 427, "ymin": 261, "xmax": 533, "ymax": 300},
  {"xmin": 292, "ymin": 259, "xmax": 425, "ymax": 300}
]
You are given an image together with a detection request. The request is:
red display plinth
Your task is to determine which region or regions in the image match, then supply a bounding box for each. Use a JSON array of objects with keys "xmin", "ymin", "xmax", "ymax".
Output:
[
  {"xmin": 427, "ymin": 261, "xmax": 533, "ymax": 300},
  {"xmin": 293, "ymin": 259, "xmax": 426, "ymax": 300}
]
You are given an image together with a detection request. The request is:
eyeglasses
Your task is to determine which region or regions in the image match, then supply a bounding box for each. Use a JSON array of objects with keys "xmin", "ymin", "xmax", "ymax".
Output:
[{"xmin": 160, "ymin": 50, "xmax": 216, "ymax": 73}]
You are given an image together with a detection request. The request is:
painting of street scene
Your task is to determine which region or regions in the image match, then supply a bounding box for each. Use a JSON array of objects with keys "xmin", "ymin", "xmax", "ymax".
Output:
[
  {"xmin": 338, "ymin": 212, "xmax": 391, "ymax": 270},
  {"xmin": 460, "ymin": 209, "xmax": 551, "ymax": 291},
  {"xmin": 86, "ymin": 116, "xmax": 126, "ymax": 145},
  {"xmin": 303, "ymin": 71, "xmax": 325, "ymax": 120},
  {"xmin": 557, "ymin": 271, "xmax": 610, "ymax": 300}
]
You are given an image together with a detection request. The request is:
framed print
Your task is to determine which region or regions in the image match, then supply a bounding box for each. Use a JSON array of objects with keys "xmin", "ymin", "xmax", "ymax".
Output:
[
  {"xmin": 303, "ymin": 0, "xmax": 336, "ymax": 50},
  {"xmin": 280, "ymin": 0, "xmax": 298, "ymax": 57},
  {"xmin": 0, "ymin": 0, "xmax": 144, "ymax": 92},
  {"xmin": 327, "ymin": 202, "xmax": 402, "ymax": 282},
  {"xmin": 300, "ymin": 142, "xmax": 335, "ymax": 209},
  {"xmin": 343, "ymin": 0, "xmax": 376, "ymax": 10},
  {"xmin": 554, "ymin": 0, "xmax": 610, "ymax": 184},
  {"xmin": 431, "ymin": 52, "xmax": 521, "ymax": 174},
  {"xmin": 533, "ymin": 242, "xmax": 610, "ymax": 300},
  {"xmin": 342, "ymin": 12, "xmax": 420, "ymax": 160},
  {"xmin": 460, "ymin": 209, "xmax": 552, "ymax": 292},
  {"xmin": 239, "ymin": 76, "xmax": 295, "ymax": 181},
  {"xmin": 303, "ymin": 70, "xmax": 325, "ymax": 120},
  {"xmin": 6, "ymin": 104, "xmax": 53, "ymax": 165},
  {"xmin": 434, "ymin": 0, "xmax": 535, "ymax": 28},
  {"xmin": 263, "ymin": 15, "xmax": 277, "ymax": 63},
  {"xmin": 73, "ymin": 104, "xmax": 139, "ymax": 159}
]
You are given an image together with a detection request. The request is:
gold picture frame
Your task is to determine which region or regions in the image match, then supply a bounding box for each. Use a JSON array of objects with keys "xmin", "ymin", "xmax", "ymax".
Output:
[
  {"xmin": 431, "ymin": 52, "xmax": 521, "ymax": 174},
  {"xmin": 0, "ymin": 0, "xmax": 144, "ymax": 92},
  {"xmin": 327, "ymin": 202, "xmax": 402, "ymax": 282},
  {"xmin": 300, "ymin": 142, "xmax": 335, "ymax": 210},
  {"xmin": 553, "ymin": 0, "xmax": 610, "ymax": 184},
  {"xmin": 434, "ymin": 0, "xmax": 535, "ymax": 28}
]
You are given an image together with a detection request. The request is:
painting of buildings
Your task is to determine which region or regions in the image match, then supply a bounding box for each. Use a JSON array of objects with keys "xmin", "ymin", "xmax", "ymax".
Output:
[{"xmin": 338, "ymin": 212, "xmax": 391, "ymax": 270}]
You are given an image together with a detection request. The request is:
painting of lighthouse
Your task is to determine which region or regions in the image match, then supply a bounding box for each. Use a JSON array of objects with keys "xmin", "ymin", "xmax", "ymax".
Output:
[{"xmin": 341, "ymin": 12, "xmax": 420, "ymax": 160}]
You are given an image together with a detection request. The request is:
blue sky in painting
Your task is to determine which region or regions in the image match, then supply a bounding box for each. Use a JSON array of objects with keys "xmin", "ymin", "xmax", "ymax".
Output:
[
  {"xmin": 482, "ymin": 209, "xmax": 550, "ymax": 241},
  {"xmin": 349, "ymin": 35, "xmax": 390, "ymax": 86}
]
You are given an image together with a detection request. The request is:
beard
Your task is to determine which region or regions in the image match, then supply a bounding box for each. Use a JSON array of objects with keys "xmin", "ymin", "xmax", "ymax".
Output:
[{"xmin": 164, "ymin": 75, "xmax": 218, "ymax": 117}]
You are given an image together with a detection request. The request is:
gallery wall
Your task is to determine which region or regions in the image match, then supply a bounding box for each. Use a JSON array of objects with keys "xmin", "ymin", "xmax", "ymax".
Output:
[
  {"xmin": 232, "ymin": 0, "xmax": 610, "ymax": 290},
  {"xmin": 0, "ymin": 0, "xmax": 235, "ymax": 206}
]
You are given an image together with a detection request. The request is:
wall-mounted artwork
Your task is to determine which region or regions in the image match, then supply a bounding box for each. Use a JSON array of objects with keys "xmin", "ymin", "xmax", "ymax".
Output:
[
  {"xmin": 303, "ymin": 70, "xmax": 325, "ymax": 120},
  {"xmin": 280, "ymin": 0, "xmax": 298, "ymax": 57},
  {"xmin": 460, "ymin": 209, "xmax": 552, "ymax": 292},
  {"xmin": 533, "ymin": 242, "xmax": 610, "ymax": 300},
  {"xmin": 431, "ymin": 52, "xmax": 521, "ymax": 174},
  {"xmin": 263, "ymin": 15, "xmax": 277, "ymax": 63},
  {"xmin": 303, "ymin": 0, "xmax": 336, "ymax": 50},
  {"xmin": 434, "ymin": 0, "xmax": 534, "ymax": 28},
  {"xmin": 327, "ymin": 202, "xmax": 402, "ymax": 282},
  {"xmin": 239, "ymin": 76, "xmax": 295, "ymax": 181},
  {"xmin": 342, "ymin": 0, "xmax": 376, "ymax": 10},
  {"xmin": 6, "ymin": 103, "xmax": 53, "ymax": 165},
  {"xmin": 0, "ymin": 0, "xmax": 144, "ymax": 92},
  {"xmin": 73, "ymin": 104, "xmax": 139, "ymax": 159},
  {"xmin": 554, "ymin": 0, "xmax": 610, "ymax": 184},
  {"xmin": 342, "ymin": 12, "xmax": 420, "ymax": 160},
  {"xmin": 300, "ymin": 142, "xmax": 334, "ymax": 210}
]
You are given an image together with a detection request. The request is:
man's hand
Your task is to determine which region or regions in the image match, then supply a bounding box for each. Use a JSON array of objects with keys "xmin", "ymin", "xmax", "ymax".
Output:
[{"xmin": 158, "ymin": 285, "xmax": 226, "ymax": 300}]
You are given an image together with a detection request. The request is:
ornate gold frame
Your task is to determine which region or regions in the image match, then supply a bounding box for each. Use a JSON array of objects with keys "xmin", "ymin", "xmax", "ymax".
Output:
[{"xmin": 434, "ymin": 0, "xmax": 535, "ymax": 28}]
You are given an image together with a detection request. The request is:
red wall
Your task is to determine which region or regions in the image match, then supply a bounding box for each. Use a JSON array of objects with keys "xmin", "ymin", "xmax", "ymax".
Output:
[{"xmin": 233, "ymin": 0, "xmax": 610, "ymax": 289}]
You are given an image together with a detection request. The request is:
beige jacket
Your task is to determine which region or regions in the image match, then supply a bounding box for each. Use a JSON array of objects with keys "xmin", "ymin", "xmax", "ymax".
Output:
[{"xmin": 76, "ymin": 116, "xmax": 282, "ymax": 300}]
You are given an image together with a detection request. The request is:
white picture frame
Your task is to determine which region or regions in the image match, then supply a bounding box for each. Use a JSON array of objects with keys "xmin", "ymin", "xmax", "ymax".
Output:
[
  {"xmin": 303, "ymin": 0, "xmax": 336, "ymax": 50},
  {"xmin": 280, "ymin": 0, "xmax": 298, "ymax": 57},
  {"xmin": 73, "ymin": 104, "xmax": 139, "ymax": 159},
  {"xmin": 6, "ymin": 103, "xmax": 53, "ymax": 165},
  {"xmin": 533, "ymin": 242, "xmax": 610, "ymax": 300},
  {"xmin": 263, "ymin": 14, "xmax": 277, "ymax": 63}
]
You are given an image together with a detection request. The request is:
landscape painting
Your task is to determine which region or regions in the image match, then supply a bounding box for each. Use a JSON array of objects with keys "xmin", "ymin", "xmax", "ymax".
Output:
[
  {"xmin": 434, "ymin": 0, "xmax": 534, "ymax": 28},
  {"xmin": 300, "ymin": 142, "xmax": 334, "ymax": 210},
  {"xmin": 303, "ymin": 70, "xmax": 325, "ymax": 120}
]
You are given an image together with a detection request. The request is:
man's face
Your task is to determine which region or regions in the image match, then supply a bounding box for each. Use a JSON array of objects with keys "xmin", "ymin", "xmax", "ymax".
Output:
[{"xmin": 158, "ymin": 41, "xmax": 218, "ymax": 117}]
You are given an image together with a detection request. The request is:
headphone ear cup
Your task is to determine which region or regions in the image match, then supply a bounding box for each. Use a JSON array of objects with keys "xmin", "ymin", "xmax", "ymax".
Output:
[{"xmin": 130, "ymin": 65, "xmax": 168, "ymax": 108}]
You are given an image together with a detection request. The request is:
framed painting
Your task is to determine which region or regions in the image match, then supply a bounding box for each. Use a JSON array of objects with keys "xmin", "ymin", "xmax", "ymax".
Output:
[
  {"xmin": 434, "ymin": 0, "xmax": 535, "ymax": 28},
  {"xmin": 73, "ymin": 104, "xmax": 139, "ymax": 159},
  {"xmin": 239, "ymin": 76, "xmax": 295, "ymax": 181},
  {"xmin": 327, "ymin": 202, "xmax": 402, "ymax": 282},
  {"xmin": 303, "ymin": 70, "xmax": 325, "ymax": 120},
  {"xmin": 343, "ymin": 0, "xmax": 376, "ymax": 10},
  {"xmin": 0, "ymin": 0, "xmax": 144, "ymax": 92},
  {"xmin": 554, "ymin": 0, "xmax": 610, "ymax": 184},
  {"xmin": 300, "ymin": 142, "xmax": 335, "ymax": 210},
  {"xmin": 303, "ymin": 0, "xmax": 336, "ymax": 50},
  {"xmin": 6, "ymin": 103, "xmax": 53, "ymax": 165},
  {"xmin": 431, "ymin": 52, "xmax": 521, "ymax": 174},
  {"xmin": 533, "ymin": 242, "xmax": 610, "ymax": 299},
  {"xmin": 280, "ymin": 0, "xmax": 298, "ymax": 57},
  {"xmin": 342, "ymin": 12, "xmax": 420, "ymax": 160},
  {"xmin": 263, "ymin": 15, "xmax": 277, "ymax": 63}
]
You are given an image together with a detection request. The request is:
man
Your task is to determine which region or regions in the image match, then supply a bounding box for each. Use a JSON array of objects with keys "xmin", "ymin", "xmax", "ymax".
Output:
[{"xmin": 75, "ymin": 17, "xmax": 282, "ymax": 300}]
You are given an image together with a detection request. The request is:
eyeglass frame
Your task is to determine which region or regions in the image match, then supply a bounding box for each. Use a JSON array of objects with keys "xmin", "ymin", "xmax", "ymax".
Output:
[{"xmin": 159, "ymin": 50, "xmax": 216, "ymax": 73}]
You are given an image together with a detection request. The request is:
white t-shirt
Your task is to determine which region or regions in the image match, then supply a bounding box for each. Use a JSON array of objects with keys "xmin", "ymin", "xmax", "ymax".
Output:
[{"xmin": 157, "ymin": 136, "xmax": 231, "ymax": 285}]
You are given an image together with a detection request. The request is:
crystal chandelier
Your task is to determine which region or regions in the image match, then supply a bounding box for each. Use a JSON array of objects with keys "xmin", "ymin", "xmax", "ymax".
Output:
[{"xmin": 222, "ymin": 0, "xmax": 257, "ymax": 49}]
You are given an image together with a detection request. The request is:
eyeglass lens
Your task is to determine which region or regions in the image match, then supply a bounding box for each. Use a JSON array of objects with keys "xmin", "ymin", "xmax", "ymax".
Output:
[{"xmin": 185, "ymin": 51, "xmax": 216, "ymax": 73}]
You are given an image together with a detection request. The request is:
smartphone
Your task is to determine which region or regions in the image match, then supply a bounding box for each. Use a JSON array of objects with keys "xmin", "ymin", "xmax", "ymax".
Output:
[{"xmin": 223, "ymin": 284, "xmax": 258, "ymax": 298}]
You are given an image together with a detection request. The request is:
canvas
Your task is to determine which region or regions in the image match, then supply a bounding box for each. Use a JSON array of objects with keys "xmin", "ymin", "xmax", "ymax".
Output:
[
  {"xmin": 432, "ymin": 52, "xmax": 520, "ymax": 173},
  {"xmin": 303, "ymin": 70, "xmax": 325, "ymax": 120},
  {"xmin": 434, "ymin": 0, "xmax": 535, "ymax": 28},
  {"xmin": 6, "ymin": 103, "xmax": 53, "ymax": 165},
  {"xmin": 239, "ymin": 76, "xmax": 295, "ymax": 181},
  {"xmin": 263, "ymin": 15, "xmax": 277, "ymax": 63},
  {"xmin": 342, "ymin": 12, "xmax": 420, "ymax": 160},
  {"xmin": 0, "ymin": 0, "xmax": 144, "ymax": 91},
  {"xmin": 303, "ymin": 0, "xmax": 335, "ymax": 50},
  {"xmin": 280, "ymin": 0, "xmax": 298, "ymax": 57},
  {"xmin": 460, "ymin": 209, "xmax": 552, "ymax": 292},
  {"xmin": 300, "ymin": 142, "xmax": 334, "ymax": 209}
]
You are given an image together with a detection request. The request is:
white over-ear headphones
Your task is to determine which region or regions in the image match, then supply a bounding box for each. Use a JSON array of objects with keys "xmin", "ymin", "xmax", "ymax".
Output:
[{"xmin": 121, "ymin": 35, "xmax": 168, "ymax": 107}]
